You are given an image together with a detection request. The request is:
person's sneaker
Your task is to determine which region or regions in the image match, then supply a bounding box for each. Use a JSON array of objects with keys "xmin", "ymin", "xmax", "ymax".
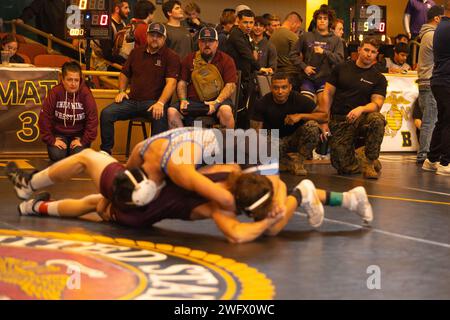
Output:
[
  {"xmin": 436, "ymin": 164, "xmax": 450, "ymax": 176},
  {"xmin": 348, "ymin": 187, "xmax": 373, "ymax": 224},
  {"xmin": 422, "ymin": 159, "xmax": 439, "ymax": 172},
  {"xmin": 6, "ymin": 162, "xmax": 35, "ymax": 200},
  {"xmin": 296, "ymin": 179, "xmax": 324, "ymax": 228},
  {"xmin": 18, "ymin": 192, "xmax": 51, "ymax": 216}
]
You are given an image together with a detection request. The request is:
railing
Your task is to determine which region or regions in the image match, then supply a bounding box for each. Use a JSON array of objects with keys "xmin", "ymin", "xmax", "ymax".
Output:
[
  {"xmin": 4, "ymin": 19, "xmax": 123, "ymax": 71},
  {"xmin": 410, "ymin": 40, "xmax": 420, "ymax": 68},
  {"xmin": 83, "ymin": 70, "xmax": 120, "ymax": 91}
]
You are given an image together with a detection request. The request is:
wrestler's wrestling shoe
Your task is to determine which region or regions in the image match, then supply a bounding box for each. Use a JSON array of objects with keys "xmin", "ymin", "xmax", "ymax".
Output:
[
  {"xmin": 18, "ymin": 192, "xmax": 51, "ymax": 216},
  {"xmin": 6, "ymin": 161, "xmax": 35, "ymax": 200},
  {"xmin": 348, "ymin": 187, "xmax": 373, "ymax": 224},
  {"xmin": 295, "ymin": 179, "xmax": 324, "ymax": 228}
]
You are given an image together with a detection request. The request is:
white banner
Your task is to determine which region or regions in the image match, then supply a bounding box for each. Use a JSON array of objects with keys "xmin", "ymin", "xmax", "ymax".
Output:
[{"xmin": 381, "ymin": 73, "xmax": 419, "ymax": 152}]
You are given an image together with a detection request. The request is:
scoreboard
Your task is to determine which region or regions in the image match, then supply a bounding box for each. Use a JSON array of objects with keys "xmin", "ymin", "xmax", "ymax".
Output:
[
  {"xmin": 65, "ymin": 0, "xmax": 112, "ymax": 39},
  {"xmin": 350, "ymin": 5, "xmax": 387, "ymax": 43}
]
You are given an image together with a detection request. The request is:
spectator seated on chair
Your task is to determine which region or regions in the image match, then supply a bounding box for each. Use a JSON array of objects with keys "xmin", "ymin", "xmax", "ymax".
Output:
[
  {"xmin": 100, "ymin": 23, "xmax": 180, "ymax": 155},
  {"xmin": 38, "ymin": 61, "xmax": 98, "ymax": 162},
  {"xmin": 168, "ymin": 27, "xmax": 237, "ymax": 129},
  {"xmin": 250, "ymin": 72, "xmax": 326, "ymax": 176},
  {"xmin": 1, "ymin": 33, "xmax": 24, "ymax": 63}
]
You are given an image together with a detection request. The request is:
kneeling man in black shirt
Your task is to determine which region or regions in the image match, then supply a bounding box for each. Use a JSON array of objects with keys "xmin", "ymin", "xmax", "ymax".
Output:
[
  {"xmin": 250, "ymin": 72, "xmax": 327, "ymax": 175},
  {"xmin": 321, "ymin": 37, "xmax": 387, "ymax": 179}
]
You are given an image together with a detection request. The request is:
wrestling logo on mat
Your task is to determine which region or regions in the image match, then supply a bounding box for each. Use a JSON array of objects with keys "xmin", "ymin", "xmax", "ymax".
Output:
[{"xmin": 0, "ymin": 229, "xmax": 274, "ymax": 300}]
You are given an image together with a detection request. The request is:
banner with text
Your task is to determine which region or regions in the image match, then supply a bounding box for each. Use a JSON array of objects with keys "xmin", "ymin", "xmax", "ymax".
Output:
[
  {"xmin": 381, "ymin": 74, "xmax": 419, "ymax": 152},
  {"xmin": 0, "ymin": 67, "xmax": 59, "ymax": 152}
]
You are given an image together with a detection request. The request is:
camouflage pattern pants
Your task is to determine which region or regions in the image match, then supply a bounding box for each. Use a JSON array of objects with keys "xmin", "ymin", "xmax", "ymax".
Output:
[
  {"xmin": 280, "ymin": 120, "xmax": 321, "ymax": 160},
  {"xmin": 329, "ymin": 113, "xmax": 386, "ymax": 174}
]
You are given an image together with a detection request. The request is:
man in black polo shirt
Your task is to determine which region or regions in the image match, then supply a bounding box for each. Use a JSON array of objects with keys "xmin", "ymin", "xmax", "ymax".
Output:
[
  {"xmin": 100, "ymin": 23, "xmax": 181, "ymax": 155},
  {"xmin": 250, "ymin": 72, "xmax": 326, "ymax": 175},
  {"xmin": 321, "ymin": 37, "xmax": 387, "ymax": 179}
]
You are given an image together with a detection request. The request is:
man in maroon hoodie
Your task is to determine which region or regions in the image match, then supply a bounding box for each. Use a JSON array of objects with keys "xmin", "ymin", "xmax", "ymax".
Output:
[{"xmin": 38, "ymin": 61, "xmax": 98, "ymax": 162}]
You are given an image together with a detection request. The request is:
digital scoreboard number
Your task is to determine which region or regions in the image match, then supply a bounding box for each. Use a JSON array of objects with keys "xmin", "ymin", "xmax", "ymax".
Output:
[
  {"xmin": 65, "ymin": 0, "xmax": 111, "ymax": 39},
  {"xmin": 350, "ymin": 5, "xmax": 387, "ymax": 42}
]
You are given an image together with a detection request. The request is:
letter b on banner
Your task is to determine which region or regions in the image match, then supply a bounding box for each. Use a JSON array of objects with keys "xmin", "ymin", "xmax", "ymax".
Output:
[{"xmin": 401, "ymin": 131, "xmax": 412, "ymax": 147}]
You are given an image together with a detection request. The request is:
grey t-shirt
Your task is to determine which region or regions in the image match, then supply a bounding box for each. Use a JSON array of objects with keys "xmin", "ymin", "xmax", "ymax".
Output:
[{"xmin": 165, "ymin": 23, "xmax": 194, "ymax": 60}]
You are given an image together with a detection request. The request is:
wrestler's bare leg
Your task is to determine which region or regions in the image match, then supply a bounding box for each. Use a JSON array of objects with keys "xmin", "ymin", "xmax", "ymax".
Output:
[{"xmin": 7, "ymin": 148, "xmax": 117, "ymax": 200}]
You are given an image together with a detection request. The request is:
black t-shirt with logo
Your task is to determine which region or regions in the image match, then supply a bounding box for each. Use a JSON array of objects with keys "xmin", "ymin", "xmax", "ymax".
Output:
[
  {"xmin": 251, "ymin": 91, "xmax": 316, "ymax": 138},
  {"xmin": 328, "ymin": 60, "xmax": 387, "ymax": 115}
]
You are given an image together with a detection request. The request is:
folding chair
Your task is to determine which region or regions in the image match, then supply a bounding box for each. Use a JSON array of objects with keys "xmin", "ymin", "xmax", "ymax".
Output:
[
  {"xmin": 16, "ymin": 52, "xmax": 31, "ymax": 64},
  {"xmin": 17, "ymin": 43, "xmax": 47, "ymax": 63},
  {"xmin": 34, "ymin": 54, "xmax": 72, "ymax": 68}
]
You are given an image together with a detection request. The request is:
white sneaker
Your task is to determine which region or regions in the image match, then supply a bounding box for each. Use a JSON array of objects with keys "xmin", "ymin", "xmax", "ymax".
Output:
[
  {"xmin": 348, "ymin": 187, "xmax": 373, "ymax": 224},
  {"xmin": 436, "ymin": 164, "xmax": 450, "ymax": 176},
  {"xmin": 422, "ymin": 159, "xmax": 439, "ymax": 172},
  {"xmin": 296, "ymin": 179, "xmax": 324, "ymax": 228},
  {"xmin": 18, "ymin": 192, "xmax": 50, "ymax": 216}
]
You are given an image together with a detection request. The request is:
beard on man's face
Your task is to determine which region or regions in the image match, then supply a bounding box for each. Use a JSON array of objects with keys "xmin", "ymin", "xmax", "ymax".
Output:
[
  {"xmin": 119, "ymin": 10, "xmax": 128, "ymax": 20},
  {"xmin": 201, "ymin": 51, "xmax": 213, "ymax": 61}
]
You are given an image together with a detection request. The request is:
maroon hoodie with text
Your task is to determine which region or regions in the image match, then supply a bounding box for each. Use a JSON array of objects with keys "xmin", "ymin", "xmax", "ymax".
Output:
[{"xmin": 38, "ymin": 82, "xmax": 98, "ymax": 146}]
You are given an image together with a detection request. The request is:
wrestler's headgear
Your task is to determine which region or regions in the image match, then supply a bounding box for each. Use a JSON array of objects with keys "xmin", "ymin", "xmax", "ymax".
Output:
[
  {"xmin": 114, "ymin": 168, "xmax": 164, "ymax": 207},
  {"xmin": 233, "ymin": 173, "xmax": 274, "ymax": 221},
  {"xmin": 236, "ymin": 191, "xmax": 272, "ymax": 219}
]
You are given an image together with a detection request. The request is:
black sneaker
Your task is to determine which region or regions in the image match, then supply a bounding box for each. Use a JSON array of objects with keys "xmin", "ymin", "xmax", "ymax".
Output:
[
  {"xmin": 18, "ymin": 192, "xmax": 51, "ymax": 216},
  {"xmin": 6, "ymin": 162, "xmax": 35, "ymax": 200}
]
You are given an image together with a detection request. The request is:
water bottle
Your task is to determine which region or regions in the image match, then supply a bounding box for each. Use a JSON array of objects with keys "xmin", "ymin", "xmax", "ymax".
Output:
[{"xmin": 317, "ymin": 132, "xmax": 331, "ymax": 156}]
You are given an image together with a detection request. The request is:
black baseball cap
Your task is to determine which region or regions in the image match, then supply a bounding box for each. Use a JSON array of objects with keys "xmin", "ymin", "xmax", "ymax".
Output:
[
  {"xmin": 198, "ymin": 27, "xmax": 218, "ymax": 41},
  {"xmin": 147, "ymin": 22, "xmax": 167, "ymax": 37}
]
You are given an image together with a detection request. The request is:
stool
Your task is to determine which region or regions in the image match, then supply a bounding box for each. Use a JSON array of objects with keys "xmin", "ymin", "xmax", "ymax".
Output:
[{"xmin": 125, "ymin": 117, "xmax": 151, "ymax": 158}]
